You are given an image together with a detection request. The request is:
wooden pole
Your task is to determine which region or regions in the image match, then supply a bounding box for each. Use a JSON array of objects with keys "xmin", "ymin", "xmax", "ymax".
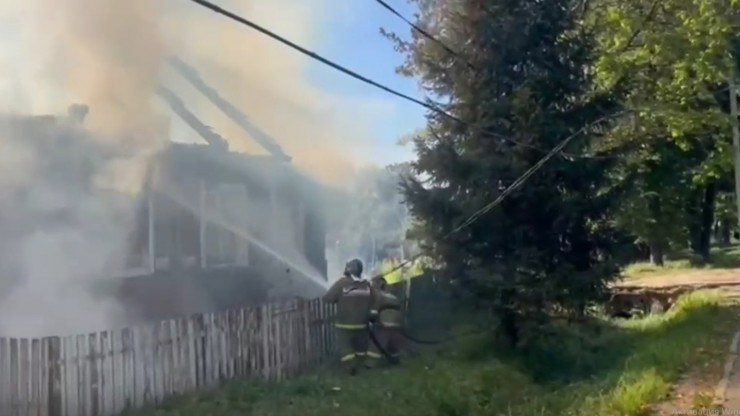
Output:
[{"xmin": 730, "ymin": 74, "xmax": 740, "ymax": 239}]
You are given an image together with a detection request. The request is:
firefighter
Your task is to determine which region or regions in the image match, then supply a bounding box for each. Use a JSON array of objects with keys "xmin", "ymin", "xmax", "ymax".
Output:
[
  {"xmin": 322, "ymin": 258, "xmax": 379, "ymax": 375},
  {"xmin": 370, "ymin": 276, "xmax": 404, "ymax": 365}
]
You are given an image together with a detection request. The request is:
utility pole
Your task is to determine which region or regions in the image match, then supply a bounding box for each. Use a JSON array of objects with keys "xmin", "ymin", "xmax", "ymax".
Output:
[{"xmin": 730, "ymin": 73, "xmax": 740, "ymax": 240}]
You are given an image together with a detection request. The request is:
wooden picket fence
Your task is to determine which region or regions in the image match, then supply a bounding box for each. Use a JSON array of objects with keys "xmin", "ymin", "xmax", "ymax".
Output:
[{"xmin": 0, "ymin": 298, "xmax": 337, "ymax": 416}]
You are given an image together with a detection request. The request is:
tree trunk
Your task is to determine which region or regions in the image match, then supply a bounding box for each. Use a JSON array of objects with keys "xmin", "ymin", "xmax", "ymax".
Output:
[
  {"xmin": 721, "ymin": 220, "xmax": 731, "ymax": 246},
  {"xmin": 649, "ymin": 241, "xmax": 665, "ymax": 266},
  {"xmin": 686, "ymin": 188, "xmax": 702, "ymax": 253},
  {"xmin": 648, "ymin": 195, "xmax": 665, "ymax": 266},
  {"xmin": 696, "ymin": 182, "xmax": 717, "ymax": 264}
]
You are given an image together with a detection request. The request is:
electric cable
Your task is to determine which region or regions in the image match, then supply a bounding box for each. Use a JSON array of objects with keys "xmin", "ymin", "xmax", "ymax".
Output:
[
  {"xmin": 373, "ymin": 111, "xmax": 625, "ymax": 279},
  {"xmin": 373, "ymin": 0, "xmax": 475, "ymax": 70},
  {"xmin": 186, "ymin": 0, "xmax": 614, "ymax": 160}
]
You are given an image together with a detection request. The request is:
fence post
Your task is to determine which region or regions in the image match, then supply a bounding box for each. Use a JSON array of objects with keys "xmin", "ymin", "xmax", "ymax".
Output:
[
  {"xmin": 261, "ymin": 303, "xmax": 272, "ymax": 380},
  {"xmin": 194, "ymin": 314, "xmax": 206, "ymax": 388},
  {"xmin": 47, "ymin": 337, "xmax": 62, "ymax": 416},
  {"xmin": 299, "ymin": 299, "xmax": 310, "ymax": 371}
]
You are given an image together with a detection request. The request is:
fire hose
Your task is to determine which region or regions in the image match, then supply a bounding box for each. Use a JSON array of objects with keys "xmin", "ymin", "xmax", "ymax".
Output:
[{"xmin": 366, "ymin": 304, "xmax": 446, "ymax": 364}]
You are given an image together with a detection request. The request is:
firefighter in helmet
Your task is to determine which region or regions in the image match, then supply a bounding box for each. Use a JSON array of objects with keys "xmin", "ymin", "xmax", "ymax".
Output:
[
  {"xmin": 370, "ymin": 276, "xmax": 404, "ymax": 365},
  {"xmin": 322, "ymin": 258, "xmax": 380, "ymax": 375}
]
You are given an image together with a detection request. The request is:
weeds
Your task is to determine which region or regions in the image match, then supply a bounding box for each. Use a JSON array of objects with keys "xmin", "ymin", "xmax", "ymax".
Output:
[{"xmin": 132, "ymin": 291, "xmax": 737, "ymax": 416}]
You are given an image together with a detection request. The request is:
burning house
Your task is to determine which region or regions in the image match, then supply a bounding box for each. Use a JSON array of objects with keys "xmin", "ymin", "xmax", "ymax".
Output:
[
  {"xmin": 0, "ymin": 59, "xmax": 329, "ymax": 330},
  {"xmin": 108, "ymin": 140, "xmax": 329, "ymax": 322}
]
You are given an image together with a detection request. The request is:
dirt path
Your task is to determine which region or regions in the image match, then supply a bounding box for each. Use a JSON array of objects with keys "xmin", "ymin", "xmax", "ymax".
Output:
[
  {"xmin": 613, "ymin": 268, "xmax": 740, "ymax": 413},
  {"xmin": 616, "ymin": 268, "xmax": 740, "ymax": 289}
]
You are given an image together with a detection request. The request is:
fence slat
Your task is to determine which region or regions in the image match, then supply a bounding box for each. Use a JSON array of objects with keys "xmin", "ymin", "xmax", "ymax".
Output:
[
  {"xmin": 140, "ymin": 326, "xmax": 154, "ymax": 406},
  {"xmin": 192, "ymin": 314, "xmax": 205, "ymax": 389},
  {"xmin": 99, "ymin": 332, "xmax": 111, "ymax": 416},
  {"xmin": 89, "ymin": 333, "xmax": 100, "ymax": 416},
  {"xmin": 30, "ymin": 339, "xmax": 40, "ymax": 416},
  {"xmin": 121, "ymin": 328, "xmax": 134, "ymax": 412},
  {"xmin": 46, "ymin": 337, "xmax": 61, "ymax": 416},
  {"xmin": 109, "ymin": 331, "xmax": 121, "ymax": 415},
  {"xmin": 61, "ymin": 337, "xmax": 74, "ymax": 416},
  {"xmin": 153, "ymin": 322, "xmax": 164, "ymax": 404},
  {"xmin": 0, "ymin": 337, "xmax": 8, "ymax": 416},
  {"xmin": 0, "ymin": 275, "xmax": 444, "ymax": 416},
  {"xmin": 183, "ymin": 319, "xmax": 196, "ymax": 393}
]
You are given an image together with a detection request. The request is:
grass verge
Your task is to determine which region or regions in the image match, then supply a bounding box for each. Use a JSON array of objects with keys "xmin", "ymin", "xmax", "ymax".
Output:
[
  {"xmin": 131, "ymin": 291, "xmax": 738, "ymax": 416},
  {"xmin": 623, "ymin": 246, "xmax": 740, "ymax": 279}
]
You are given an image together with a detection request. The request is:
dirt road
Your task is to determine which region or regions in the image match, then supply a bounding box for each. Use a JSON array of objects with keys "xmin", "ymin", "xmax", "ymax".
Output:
[
  {"xmin": 622, "ymin": 267, "xmax": 740, "ymax": 412},
  {"xmin": 616, "ymin": 269, "xmax": 740, "ymax": 289}
]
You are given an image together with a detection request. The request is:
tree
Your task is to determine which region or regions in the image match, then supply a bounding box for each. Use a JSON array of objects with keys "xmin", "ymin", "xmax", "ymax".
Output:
[
  {"xmin": 590, "ymin": 0, "xmax": 739, "ymax": 264},
  {"xmin": 715, "ymin": 191, "xmax": 737, "ymax": 246},
  {"xmin": 606, "ymin": 136, "xmax": 694, "ymax": 265},
  {"xmin": 384, "ymin": 0, "xmax": 626, "ymax": 345}
]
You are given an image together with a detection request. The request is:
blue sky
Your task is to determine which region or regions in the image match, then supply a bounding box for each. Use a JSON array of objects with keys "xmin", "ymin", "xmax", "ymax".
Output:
[{"xmin": 305, "ymin": 0, "xmax": 427, "ymax": 165}]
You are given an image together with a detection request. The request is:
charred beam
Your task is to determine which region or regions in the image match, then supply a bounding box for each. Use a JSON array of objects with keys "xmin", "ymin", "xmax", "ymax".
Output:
[
  {"xmin": 156, "ymin": 85, "xmax": 229, "ymax": 152},
  {"xmin": 168, "ymin": 56, "xmax": 291, "ymax": 162}
]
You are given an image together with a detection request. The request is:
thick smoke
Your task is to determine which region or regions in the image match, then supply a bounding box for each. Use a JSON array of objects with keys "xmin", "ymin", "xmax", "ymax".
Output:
[
  {"xmin": 0, "ymin": 0, "xmax": 393, "ymax": 336},
  {"xmin": 160, "ymin": 0, "xmax": 393, "ymax": 186},
  {"xmin": 0, "ymin": 119, "xmax": 149, "ymax": 337},
  {"xmin": 0, "ymin": 0, "xmax": 166, "ymax": 337}
]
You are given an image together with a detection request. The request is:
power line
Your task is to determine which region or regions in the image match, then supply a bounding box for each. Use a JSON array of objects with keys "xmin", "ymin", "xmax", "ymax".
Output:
[
  {"xmin": 374, "ymin": 0, "xmax": 475, "ymax": 70},
  {"xmin": 373, "ymin": 111, "xmax": 625, "ymax": 279},
  {"xmin": 446, "ymin": 111, "xmax": 626, "ymax": 235},
  {"xmin": 186, "ymin": 0, "xmax": 632, "ymax": 280},
  {"xmin": 186, "ymin": 0, "xmax": 608, "ymax": 160}
]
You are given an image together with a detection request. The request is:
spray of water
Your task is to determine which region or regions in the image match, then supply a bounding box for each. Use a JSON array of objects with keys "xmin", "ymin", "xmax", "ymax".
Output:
[
  {"xmin": 162, "ymin": 181, "xmax": 328, "ymax": 290},
  {"xmin": 0, "ymin": 0, "xmax": 397, "ymax": 337}
]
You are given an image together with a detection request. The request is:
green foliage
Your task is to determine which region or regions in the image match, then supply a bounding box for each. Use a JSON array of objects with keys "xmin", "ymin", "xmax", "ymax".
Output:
[
  {"xmin": 716, "ymin": 192, "xmax": 738, "ymax": 224},
  {"xmin": 129, "ymin": 292, "xmax": 737, "ymax": 416},
  {"xmin": 588, "ymin": 0, "xmax": 740, "ymax": 263},
  {"xmin": 384, "ymin": 0, "xmax": 628, "ymax": 340}
]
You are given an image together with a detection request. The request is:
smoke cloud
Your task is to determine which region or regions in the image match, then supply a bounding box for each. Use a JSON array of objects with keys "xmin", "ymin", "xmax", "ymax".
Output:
[
  {"xmin": 0, "ymin": 0, "xmax": 394, "ymax": 337},
  {"xmin": 161, "ymin": 0, "xmax": 392, "ymax": 186},
  {"xmin": 0, "ymin": 0, "xmax": 167, "ymax": 337}
]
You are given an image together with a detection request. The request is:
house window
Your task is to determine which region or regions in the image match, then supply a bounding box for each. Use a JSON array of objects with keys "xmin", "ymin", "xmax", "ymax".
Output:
[{"xmin": 204, "ymin": 182, "xmax": 250, "ymax": 267}]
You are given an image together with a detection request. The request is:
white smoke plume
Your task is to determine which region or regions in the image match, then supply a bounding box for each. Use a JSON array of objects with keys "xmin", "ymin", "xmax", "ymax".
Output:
[
  {"xmin": 0, "ymin": 0, "xmax": 167, "ymax": 337},
  {"xmin": 0, "ymin": 0, "xmax": 394, "ymax": 337}
]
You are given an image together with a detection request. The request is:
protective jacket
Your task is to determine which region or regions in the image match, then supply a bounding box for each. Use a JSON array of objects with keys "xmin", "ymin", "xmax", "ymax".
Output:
[
  {"xmin": 374, "ymin": 290, "xmax": 402, "ymax": 328},
  {"xmin": 323, "ymin": 276, "xmax": 375, "ymax": 329}
]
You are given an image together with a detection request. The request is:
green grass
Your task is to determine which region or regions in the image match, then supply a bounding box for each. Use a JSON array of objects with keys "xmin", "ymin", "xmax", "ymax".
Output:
[
  {"xmin": 130, "ymin": 291, "xmax": 738, "ymax": 416},
  {"xmin": 623, "ymin": 245, "xmax": 740, "ymax": 279}
]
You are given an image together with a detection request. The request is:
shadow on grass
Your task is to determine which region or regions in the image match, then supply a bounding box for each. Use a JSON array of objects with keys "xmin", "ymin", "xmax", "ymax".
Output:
[
  {"xmin": 490, "ymin": 297, "xmax": 722, "ymax": 384},
  {"xmin": 442, "ymin": 292, "xmax": 735, "ymax": 415}
]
